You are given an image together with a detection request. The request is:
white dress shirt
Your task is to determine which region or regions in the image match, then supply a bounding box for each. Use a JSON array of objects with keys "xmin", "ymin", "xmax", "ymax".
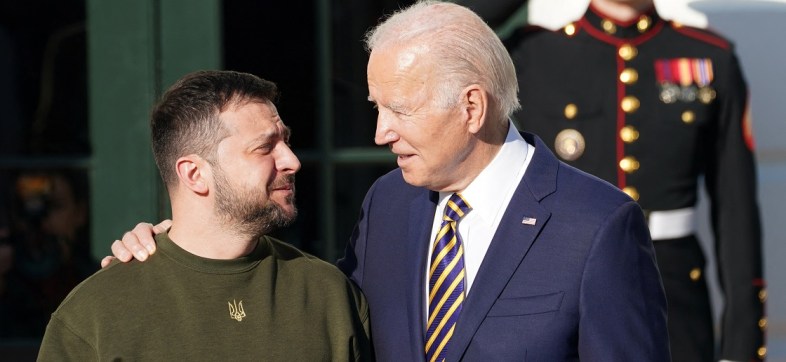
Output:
[{"xmin": 425, "ymin": 122, "xmax": 534, "ymax": 317}]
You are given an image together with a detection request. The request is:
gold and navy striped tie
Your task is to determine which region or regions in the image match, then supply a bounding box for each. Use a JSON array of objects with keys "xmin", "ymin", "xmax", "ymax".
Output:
[{"xmin": 425, "ymin": 193, "xmax": 471, "ymax": 362}]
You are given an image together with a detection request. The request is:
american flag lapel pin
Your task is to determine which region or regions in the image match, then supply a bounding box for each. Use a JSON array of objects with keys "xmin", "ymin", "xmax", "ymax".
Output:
[{"xmin": 521, "ymin": 216, "xmax": 537, "ymax": 225}]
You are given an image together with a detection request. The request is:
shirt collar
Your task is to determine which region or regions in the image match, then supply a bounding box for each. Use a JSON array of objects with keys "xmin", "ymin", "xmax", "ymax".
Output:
[{"xmin": 440, "ymin": 122, "xmax": 530, "ymax": 221}]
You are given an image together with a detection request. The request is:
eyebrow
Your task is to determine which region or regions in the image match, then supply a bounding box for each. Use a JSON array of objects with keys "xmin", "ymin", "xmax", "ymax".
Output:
[
  {"xmin": 250, "ymin": 125, "xmax": 292, "ymax": 147},
  {"xmin": 367, "ymin": 96, "xmax": 407, "ymax": 113}
]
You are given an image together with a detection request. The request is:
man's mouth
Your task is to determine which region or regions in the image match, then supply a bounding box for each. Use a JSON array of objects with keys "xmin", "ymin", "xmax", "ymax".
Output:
[
  {"xmin": 272, "ymin": 183, "xmax": 293, "ymax": 192},
  {"xmin": 271, "ymin": 176, "xmax": 296, "ymax": 192},
  {"xmin": 397, "ymin": 153, "xmax": 415, "ymax": 162}
]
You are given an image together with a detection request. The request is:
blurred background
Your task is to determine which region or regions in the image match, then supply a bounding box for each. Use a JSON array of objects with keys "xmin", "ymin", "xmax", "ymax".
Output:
[{"xmin": 0, "ymin": 0, "xmax": 783, "ymax": 360}]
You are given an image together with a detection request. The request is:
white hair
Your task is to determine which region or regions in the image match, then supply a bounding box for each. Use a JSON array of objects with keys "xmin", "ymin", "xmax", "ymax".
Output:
[{"xmin": 365, "ymin": 0, "xmax": 520, "ymax": 121}]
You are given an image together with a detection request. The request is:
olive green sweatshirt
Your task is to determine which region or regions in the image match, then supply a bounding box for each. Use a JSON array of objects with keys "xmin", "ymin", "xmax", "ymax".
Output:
[{"xmin": 38, "ymin": 232, "xmax": 372, "ymax": 361}]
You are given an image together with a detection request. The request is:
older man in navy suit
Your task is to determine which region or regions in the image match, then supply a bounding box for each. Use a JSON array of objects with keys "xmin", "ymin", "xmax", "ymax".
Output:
[
  {"xmin": 108, "ymin": 2, "xmax": 668, "ymax": 361},
  {"xmin": 338, "ymin": 1, "xmax": 668, "ymax": 360}
]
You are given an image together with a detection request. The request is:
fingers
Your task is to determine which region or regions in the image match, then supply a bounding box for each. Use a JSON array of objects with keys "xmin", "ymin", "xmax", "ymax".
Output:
[
  {"xmin": 107, "ymin": 221, "xmax": 163, "ymax": 264},
  {"xmin": 131, "ymin": 222, "xmax": 160, "ymax": 256},
  {"xmin": 100, "ymin": 256, "xmax": 116, "ymax": 268},
  {"xmin": 117, "ymin": 225, "xmax": 151, "ymax": 261},
  {"xmin": 151, "ymin": 219, "xmax": 172, "ymax": 235},
  {"xmin": 111, "ymin": 237, "xmax": 139, "ymax": 261}
]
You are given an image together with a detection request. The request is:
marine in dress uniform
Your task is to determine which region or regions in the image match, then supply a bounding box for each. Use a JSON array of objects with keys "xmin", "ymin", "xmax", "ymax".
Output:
[{"xmin": 503, "ymin": 3, "xmax": 766, "ymax": 361}]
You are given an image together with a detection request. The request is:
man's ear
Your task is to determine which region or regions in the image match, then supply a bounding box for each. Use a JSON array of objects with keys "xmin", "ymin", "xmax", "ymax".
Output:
[
  {"xmin": 461, "ymin": 84, "xmax": 488, "ymax": 134},
  {"xmin": 175, "ymin": 155, "xmax": 210, "ymax": 195}
]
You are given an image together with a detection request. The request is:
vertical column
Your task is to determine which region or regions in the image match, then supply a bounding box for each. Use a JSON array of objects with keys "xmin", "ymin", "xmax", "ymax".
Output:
[
  {"xmin": 316, "ymin": 0, "xmax": 337, "ymax": 260},
  {"xmin": 87, "ymin": 0, "xmax": 221, "ymax": 258}
]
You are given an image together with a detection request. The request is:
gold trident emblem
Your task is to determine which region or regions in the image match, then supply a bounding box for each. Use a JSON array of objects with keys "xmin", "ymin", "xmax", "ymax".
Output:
[{"xmin": 228, "ymin": 300, "xmax": 246, "ymax": 322}]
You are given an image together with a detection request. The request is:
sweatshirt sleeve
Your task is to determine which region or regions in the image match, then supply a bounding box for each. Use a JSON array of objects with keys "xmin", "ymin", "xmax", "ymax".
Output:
[
  {"xmin": 350, "ymin": 280, "xmax": 374, "ymax": 362},
  {"xmin": 37, "ymin": 315, "xmax": 97, "ymax": 362}
]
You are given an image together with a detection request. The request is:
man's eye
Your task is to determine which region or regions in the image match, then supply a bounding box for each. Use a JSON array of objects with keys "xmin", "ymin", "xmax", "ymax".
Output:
[{"xmin": 391, "ymin": 108, "xmax": 408, "ymax": 116}]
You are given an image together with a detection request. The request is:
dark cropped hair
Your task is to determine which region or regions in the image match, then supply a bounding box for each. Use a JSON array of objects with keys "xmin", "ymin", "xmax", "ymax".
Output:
[{"xmin": 150, "ymin": 70, "xmax": 278, "ymax": 188}]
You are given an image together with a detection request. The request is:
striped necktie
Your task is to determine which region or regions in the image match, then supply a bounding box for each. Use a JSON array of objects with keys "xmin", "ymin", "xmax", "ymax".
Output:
[{"xmin": 425, "ymin": 193, "xmax": 471, "ymax": 362}]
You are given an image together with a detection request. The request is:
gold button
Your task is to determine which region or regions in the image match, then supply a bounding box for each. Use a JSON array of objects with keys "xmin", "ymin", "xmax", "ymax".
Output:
[
  {"xmin": 618, "ymin": 44, "xmax": 638, "ymax": 61},
  {"xmin": 621, "ymin": 96, "xmax": 640, "ymax": 113},
  {"xmin": 622, "ymin": 186, "xmax": 639, "ymax": 201},
  {"xmin": 637, "ymin": 15, "xmax": 651, "ymax": 32},
  {"xmin": 564, "ymin": 103, "xmax": 578, "ymax": 119},
  {"xmin": 620, "ymin": 68, "xmax": 639, "ymax": 85},
  {"xmin": 759, "ymin": 318, "xmax": 768, "ymax": 329},
  {"xmin": 759, "ymin": 289, "xmax": 767, "ymax": 302},
  {"xmin": 602, "ymin": 19, "xmax": 617, "ymax": 34},
  {"xmin": 619, "ymin": 156, "xmax": 640, "ymax": 173},
  {"xmin": 689, "ymin": 268, "xmax": 702, "ymax": 281},
  {"xmin": 682, "ymin": 110, "xmax": 695, "ymax": 124},
  {"xmin": 672, "ymin": 21, "xmax": 683, "ymax": 28},
  {"xmin": 620, "ymin": 125, "xmax": 639, "ymax": 143},
  {"xmin": 564, "ymin": 23, "xmax": 577, "ymax": 36},
  {"xmin": 758, "ymin": 346, "xmax": 767, "ymax": 359}
]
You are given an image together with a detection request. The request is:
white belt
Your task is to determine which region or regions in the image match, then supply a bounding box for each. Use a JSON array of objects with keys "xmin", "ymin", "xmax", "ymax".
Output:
[{"xmin": 647, "ymin": 207, "xmax": 696, "ymax": 240}]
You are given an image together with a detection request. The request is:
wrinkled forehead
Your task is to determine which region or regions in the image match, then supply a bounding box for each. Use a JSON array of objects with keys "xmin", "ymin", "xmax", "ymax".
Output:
[
  {"xmin": 367, "ymin": 43, "xmax": 436, "ymax": 99},
  {"xmin": 220, "ymin": 100, "xmax": 285, "ymax": 133}
]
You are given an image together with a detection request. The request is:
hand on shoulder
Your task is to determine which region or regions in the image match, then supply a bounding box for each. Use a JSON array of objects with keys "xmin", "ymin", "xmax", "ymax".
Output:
[{"xmin": 100, "ymin": 220, "xmax": 171, "ymax": 268}]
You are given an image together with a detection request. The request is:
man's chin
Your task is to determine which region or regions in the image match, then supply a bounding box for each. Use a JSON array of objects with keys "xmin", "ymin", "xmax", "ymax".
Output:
[
  {"xmin": 275, "ymin": 200, "xmax": 297, "ymax": 216},
  {"xmin": 280, "ymin": 209, "xmax": 297, "ymax": 223},
  {"xmin": 401, "ymin": 171, "xmax": 428, "ymax": 188},
  {"xmin": 274, "ymin": 203, "xmax": 298, "ymax": 226}
]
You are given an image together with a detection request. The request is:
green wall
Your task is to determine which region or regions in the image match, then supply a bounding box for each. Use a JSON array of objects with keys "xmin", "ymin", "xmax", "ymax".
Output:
[{"xmin": 87, "ymin": 0, "xmax": 221, "ymax": 257}]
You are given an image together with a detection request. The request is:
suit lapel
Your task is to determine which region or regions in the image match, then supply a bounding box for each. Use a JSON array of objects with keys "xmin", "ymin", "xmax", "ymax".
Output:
[
  {"xmin": 447, "ymin": 133, "xmax": 559, "ymax": 360},
  {"xmin": 404, "ymin": 190, "xmax": 438, "ymax": 361}
]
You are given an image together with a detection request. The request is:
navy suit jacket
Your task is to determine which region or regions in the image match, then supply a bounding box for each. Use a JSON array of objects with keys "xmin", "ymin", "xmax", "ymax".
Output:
[{"xmin": 338, "ymin": 133, "xmax": 669, "ymax": 361}]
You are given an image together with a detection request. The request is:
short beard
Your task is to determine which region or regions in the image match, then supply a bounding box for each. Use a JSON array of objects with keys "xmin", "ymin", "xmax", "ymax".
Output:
[{"xmin": 212, "ymin": 167, "xmax": 297, "ymax": 239}]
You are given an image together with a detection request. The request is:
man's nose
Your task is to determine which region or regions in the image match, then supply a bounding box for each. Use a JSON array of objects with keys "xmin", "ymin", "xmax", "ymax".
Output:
[
  {"xmin": 374, "ymin": 114, "xmax": 399, "ymax": 145},
  {"xmin": 277, "ymin": 144, "xmax": 301, "ymax": 174}
]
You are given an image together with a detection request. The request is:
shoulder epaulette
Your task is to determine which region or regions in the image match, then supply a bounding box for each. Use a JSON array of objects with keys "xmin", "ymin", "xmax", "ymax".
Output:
[{"xmin": 671, "ymin": 21, "xmax": 731, "ymax": 50}]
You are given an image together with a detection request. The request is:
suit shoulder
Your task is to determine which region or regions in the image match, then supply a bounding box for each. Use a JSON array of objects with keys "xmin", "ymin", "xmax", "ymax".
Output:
[
  {"xmin": 375, "ymin": 167, "xmax": 405, "ymax": 186},
  {"xmin": 669, "ymin": 21, "xmax": 732, "ymax": 51},
  {"xmin": 555, "ymin": 161, "xmax": 634, "ymax": 209},
  {"xmin": 372, "ymin": 168, "xmax": 422, "ymax": 197}
]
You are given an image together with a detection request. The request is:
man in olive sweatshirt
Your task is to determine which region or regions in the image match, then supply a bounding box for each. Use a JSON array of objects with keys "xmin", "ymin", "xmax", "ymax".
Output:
[{"xmin": 37, "ymin": 70, "xmax": 372, "ymax": 361}]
